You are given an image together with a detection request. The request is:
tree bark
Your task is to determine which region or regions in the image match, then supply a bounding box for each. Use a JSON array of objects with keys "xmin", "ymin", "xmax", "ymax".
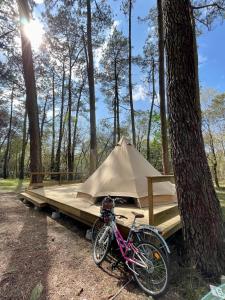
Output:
[
  {"xmin": 113, "ymin": 97, "xmax": 117, "ymax": 147},
  {"xmin": 17, "ymin": 0, "xmax": 42, "ymax": 183},
  {"xmin": 71, "ymin": 82, "xmax": 84, "ymax": 171},
  {"xmin": 67, "ymin": 57, "xmax": 73, "ymax": 179},
  {"xmin": 51, "ymin": 70, "xmax": 55, "ymax": 175},
  {"xmin": 40, "ymin": 95, "xmax": 48, "ymax": 142},
  {"xmin": 0, "ymin": 135, "xmax": 7, "ymax": 154},
  {"xmin": 15, "ymin": 144, "xmax": 19, "ymax": 178},
  {"xmin": 157, "ymin": 0, "xmax": 170, "ymax": 174},
  {"xmin": 3, "ymin": 85, "xmax": 14, "ymax": 179},
  {"xmin": 86, "ymin": 0, "xmax": 97, "ymax": 174},
  {"xmin": 55, "ymin": 61, "xmax": 65, "ymax": 173},
  {"xmin": 113, "ymin": 61, "xmax": 120, "ymax": 145},
  {"xmin": 115, "ymin": 75, "xmax": 120, "ymax": 143},
  {"xmin": 128, "ymin": 0, "xmax": 136, "ymax": 146},
  {"xmin": 147, "ymin": 62, "xmax": 155, "ymax": 162},
  {"xmin": 19, "ymin": 109, "xmax": 28, "ymax": 179},
  {"xmin": 163, "ymin": 0, "xmax": 225, "ymax": 276},
  {"xmin": 190, "ymin": 6, "xmax": 201, "ymax": 120}
]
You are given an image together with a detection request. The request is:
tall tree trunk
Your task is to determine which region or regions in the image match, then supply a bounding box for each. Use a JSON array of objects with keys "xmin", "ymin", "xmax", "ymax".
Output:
[
  {"xmin": 40, "ymin": 95, "xmax": 48, "ymax": 142},
  {"xmin": 15, "ymin": 144, "xmax": 19, "ymax": 178},
  {"xmin": 3, "ymin": 85, "xmax": 14, "ymax": 179},
  {"xmin": 98, "ymin": 135, "xmax": 112, "ymax": 165},
  {"xmin": 157, "ymin": 0, "xmax": 170, "ymax": 174},
  {"xmin": 115, "ymin": 73, "xmax": 120, "ymax": 143},
  {"xmin": 87, "ymin": 0, "xmax": 97, "ymax": 174},
  {"xmin": 163, "ymin": 0, "xmax": 225, "ymax": 276},
  {"xmin": 17, "ymin": 0, "xmax": 42, "ymax": 183},
  {"xmin": 51, "ymin": 70, "xmax": 55, "ymax": 175},
  {"xmin": 147, "ymin": 62, "xmax": 155, "ymax": 162},
  {"xmin": 128, "ymin": 0, "xmax": 136, "ymax": 146},
  {"xmin": 0, "ymin": 135, "xmax": 7, "ymax": 154},
  {"xmin": 116, "ymin": 96, "xmax": 120, "ymax": 143},
  {"xmin": 113, "ymin": 61, "xmax": 117, "ymax": 146},
  {"xmin": 55, "ymin": 61, "xmax": 65, "ymax": 173},
  {"xmin": 207, "ymin": 122, "xmax": 220, "ymax": 188},
  {"xmin": 19, "ymin": 109, "xmax": 28, "ymax": 179},
  {"xmin": 67, "ymin": 58, "xmax": 73, "ymax": 179},
  {"xmin": 190, "ymin": 7, "xmax": 201, "ymax": 120},
  {"xmin": 71, "ymin": 83, "xmax": 84, "ymax": 170},
  {"xmin": 113, "ymin": 97, "xmax": 117, "ymax": 147}
]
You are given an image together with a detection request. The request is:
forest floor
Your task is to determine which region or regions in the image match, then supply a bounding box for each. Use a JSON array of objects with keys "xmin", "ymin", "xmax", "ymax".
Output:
[
  {"xmin": 0, "ymin": 191, "xmax": 220, "ymax": 300},
  {"xmin": 0, "ymin": 180, "xmax": 224, "ymax": 299}
]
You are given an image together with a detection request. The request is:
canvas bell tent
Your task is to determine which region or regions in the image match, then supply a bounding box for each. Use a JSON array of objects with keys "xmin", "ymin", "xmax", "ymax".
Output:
[{"xmin": 77, "ymin": 137, "xmax": 177, "ymax": 208}]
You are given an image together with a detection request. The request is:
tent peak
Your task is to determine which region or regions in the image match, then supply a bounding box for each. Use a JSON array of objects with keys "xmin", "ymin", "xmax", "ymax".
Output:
[{"xmin": 117, "ymin": 136, "xmax": 132, "ymax": 146}]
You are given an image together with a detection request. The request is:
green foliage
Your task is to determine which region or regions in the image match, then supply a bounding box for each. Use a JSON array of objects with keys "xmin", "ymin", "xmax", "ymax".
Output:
[
  {"xmin": 210, "ymin": 93, "xmax": 225, "ymax": 121},
  {"xmin": 99, "ymin": 28, "xmax": 129, "ymax": 109},
  {"xmin": 202, "ymin": 90, "xmax": 225, "ymax": 182},
  {"xmin": 0, "ymin": 179, "xmax": 29, "ymax": 193},
  {"xmin": 30, "ymin": 283, "xmax": 43, "ymax": 300}
]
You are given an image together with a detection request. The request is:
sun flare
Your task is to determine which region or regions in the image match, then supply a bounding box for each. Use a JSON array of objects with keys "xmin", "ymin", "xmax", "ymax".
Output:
[{"xmin": 23, "ymin": 19, "xmax": 44, "ymax": 51}]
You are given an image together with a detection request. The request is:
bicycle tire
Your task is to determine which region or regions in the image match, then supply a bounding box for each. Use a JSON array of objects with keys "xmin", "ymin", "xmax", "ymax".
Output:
[
  {"xmin": 91, "ymin": 217, "xmax": 104, "ymax": 243},
  {"xmin": 132, "ymin": 241, "xmax": 169, "ymax": 298},
  {"xmin": 93, "ymin": 225, "xmax": 111, "ymax": 265},
  {"xmin": 132, "ymin": 228, "xmax": 170, "ymax": 264}
]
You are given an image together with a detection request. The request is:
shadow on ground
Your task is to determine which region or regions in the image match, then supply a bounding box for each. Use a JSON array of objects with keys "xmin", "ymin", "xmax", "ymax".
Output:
[{"xmin": 0, "ymin": 194, "xmax": 49, "ymax": 300}]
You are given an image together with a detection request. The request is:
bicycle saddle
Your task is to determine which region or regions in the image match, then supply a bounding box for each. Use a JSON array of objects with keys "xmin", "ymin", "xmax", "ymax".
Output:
[{"xmin": 132, "ymin": 212, "xmax": 144, "ymax": 218}]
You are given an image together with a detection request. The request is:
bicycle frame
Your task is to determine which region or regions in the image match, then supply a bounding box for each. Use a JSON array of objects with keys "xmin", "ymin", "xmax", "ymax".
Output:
[{"xmin": 110, "ymin": 220, "xmax": 148, "ymax": 269}]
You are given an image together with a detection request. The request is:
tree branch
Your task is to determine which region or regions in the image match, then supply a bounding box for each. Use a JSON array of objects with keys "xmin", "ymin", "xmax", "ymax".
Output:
[
  {"xmin": 192, "ymin": 2, "xmax": 225, "ymax": 11},
  {"xmin": 193, "ymin": 15, "xmax": 210, "ymax": 29},
  {"xmin": 0, "ymin": 29, "xmax": 16, "ymax": 39}
]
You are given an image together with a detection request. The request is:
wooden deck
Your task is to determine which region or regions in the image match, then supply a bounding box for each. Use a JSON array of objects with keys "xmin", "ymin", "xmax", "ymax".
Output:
[{"xmin": 19, "ymin": 183, "xmax": 181, "ymax": 239}]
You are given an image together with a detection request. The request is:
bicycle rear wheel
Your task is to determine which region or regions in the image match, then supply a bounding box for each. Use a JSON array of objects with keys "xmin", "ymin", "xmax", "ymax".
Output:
[
  {"xmin": 132, "ymin": 242, "xmax": 169, "ymax": 297},
  {"xmin": 132, "ymin": 228, "xmax": 170, "ymax": 264},
  {"xmin": 93, "ymin": 225, "xmax": 111, "ymax": 265}
]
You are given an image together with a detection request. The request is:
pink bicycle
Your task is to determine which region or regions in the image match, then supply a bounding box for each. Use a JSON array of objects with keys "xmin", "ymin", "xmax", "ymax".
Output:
[{"xmin": 93, "ymin": 196, "xmax": 169, "ymax": 297}]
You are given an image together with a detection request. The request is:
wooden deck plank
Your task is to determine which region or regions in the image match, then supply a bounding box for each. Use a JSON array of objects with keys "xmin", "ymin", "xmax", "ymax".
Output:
[
  {"xmin": 20, "ymin": 192, "xmax": 47, "ymax": 207},
  {"xmin": 21, "ymin": 184, "xmax": 181, "ymax": 238}
]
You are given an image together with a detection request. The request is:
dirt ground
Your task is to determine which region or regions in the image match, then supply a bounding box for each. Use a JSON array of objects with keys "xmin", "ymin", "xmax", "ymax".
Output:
[{"xmin": 0, "ymin": 193, "xmax": 187, "ymax": 300}]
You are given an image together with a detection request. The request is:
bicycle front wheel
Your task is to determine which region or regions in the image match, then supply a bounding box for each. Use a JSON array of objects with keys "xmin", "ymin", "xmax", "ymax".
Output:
[
  {"xmin": 132, "ymin": 242, "xmax": 169, "ymax": 297},
  {"xmin": 93, "ymin": 225, "xmax": 111, "ymax": 265},
  {"xmin": 91, "ymin": 217, "xmax": 104, "ymax": 243}
]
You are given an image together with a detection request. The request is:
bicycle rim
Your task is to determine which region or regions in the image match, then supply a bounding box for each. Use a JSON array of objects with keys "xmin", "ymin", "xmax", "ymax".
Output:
[
  {"xmin": 91, "ymin": 218, "xmax": 104, "ymax": 243},
  {"xmin": 133, "ymin": 229, "xmax": 170, "ymax": 264},
  {"xmin": 132, "ymin": 242, "xmax": 169, "ymax": 297},
  {"xmin": 93, "ymin": 226, "xmax": 111, "ymax": 265}
]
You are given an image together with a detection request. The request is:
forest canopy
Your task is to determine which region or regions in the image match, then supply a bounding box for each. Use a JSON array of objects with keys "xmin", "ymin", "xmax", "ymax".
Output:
[{"xmin": 0, "ymin": 0, "xmax": 225, "ymax": 185}]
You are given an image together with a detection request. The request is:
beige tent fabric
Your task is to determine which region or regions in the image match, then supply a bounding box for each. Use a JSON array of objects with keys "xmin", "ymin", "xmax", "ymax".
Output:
[{"xmin": 77, "ymin": 137, "xmax": 177, "ymax": 207}]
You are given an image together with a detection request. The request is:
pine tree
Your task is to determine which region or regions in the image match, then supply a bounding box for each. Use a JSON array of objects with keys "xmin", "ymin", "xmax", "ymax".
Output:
[{"xmin": 163, "ymin": 0, "xmax": 225, "ymax": 276}]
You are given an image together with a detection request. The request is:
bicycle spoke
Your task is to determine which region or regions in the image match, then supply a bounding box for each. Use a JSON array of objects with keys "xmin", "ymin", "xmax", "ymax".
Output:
[{"xmin": 132, "ymin": 242, "xmax": 169, "ymax": 296}]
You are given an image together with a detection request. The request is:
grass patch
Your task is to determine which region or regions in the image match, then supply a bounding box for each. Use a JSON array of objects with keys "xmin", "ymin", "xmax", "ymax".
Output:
[
  {"xmin": 0, "ymin": 179, "xmax": 21, "ymax": 186},
  {"xmin": 0, "ymin": 178, "xmax": 29, "ymax": 193}
]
